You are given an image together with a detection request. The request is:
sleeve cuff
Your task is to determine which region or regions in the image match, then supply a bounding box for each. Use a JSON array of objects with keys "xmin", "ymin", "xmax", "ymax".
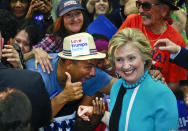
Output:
[{"xmin": 170, "ymin": 46, "xmax": 181, "ymax": 60}]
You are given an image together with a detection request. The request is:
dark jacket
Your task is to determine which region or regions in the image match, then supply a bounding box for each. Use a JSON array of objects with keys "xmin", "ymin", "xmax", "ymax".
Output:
[
  {"xmin": 171, "ymin": 47, "xmax": 188, "ymax": 70},
  {"xmin": 0, "ymin": 62, "xmax": 52, "ymax": 130}
]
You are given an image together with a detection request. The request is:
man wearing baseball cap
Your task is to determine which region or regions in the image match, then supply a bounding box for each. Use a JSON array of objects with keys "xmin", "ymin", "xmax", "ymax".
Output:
[{"xmin": 26, "ymin": 32, "xmax": 114, "ymax": 130}]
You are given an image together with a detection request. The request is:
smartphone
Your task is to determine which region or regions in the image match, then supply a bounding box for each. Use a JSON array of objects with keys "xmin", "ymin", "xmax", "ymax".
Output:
[
  {"xmin": 0, "ymin": 32, "xmax": 4, "ymax": 51},
  {"xmin": 0, "ymin": 32, "xmax": 3, "ymax": 58}
]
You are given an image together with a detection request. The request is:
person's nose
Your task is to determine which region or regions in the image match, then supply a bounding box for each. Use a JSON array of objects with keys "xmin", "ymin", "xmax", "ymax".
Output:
[
  {"xmin": 15, "ymin": 1, "xmax": 22, "ymax": 7},
  {"xmin": 18, "ymin": 43, "xmax": 24, "ymax": 51},
  {"xmin": 73, "ymin": 15, "xmax": 78, "ymax": 21},
  {"xmin": 89, "ymin": 67, "xmax": 96, "ymax": 77},
  {"xmin": 99, "ymin": 0, "xmax": 105, "ymax": 4},
  {"xmin": 138, "ymin": 5, "xmax": 144, "ymax": 13},
  {"xmin": 122, "ymin": 62, "xmax": 130, "ymax": 70}
]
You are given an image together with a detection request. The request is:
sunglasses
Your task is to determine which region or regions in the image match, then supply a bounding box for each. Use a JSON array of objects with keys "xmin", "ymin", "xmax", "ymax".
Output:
[{"xmin": 136, "ymin": 1, "xmax": 160, "ymax": 11}]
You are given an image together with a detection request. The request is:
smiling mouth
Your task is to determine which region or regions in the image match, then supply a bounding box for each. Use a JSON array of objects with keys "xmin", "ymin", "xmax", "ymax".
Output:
[
  {"xmin": 123, "ymin": 69, "xmax": 134, "ymax": 75},
  {"xmin": 14, "ymin": 9, "xmax": 24, "ymax": 14},
  {"xmin": 98, "ymin": 6, "xmax": 106, "ymax": 12}
]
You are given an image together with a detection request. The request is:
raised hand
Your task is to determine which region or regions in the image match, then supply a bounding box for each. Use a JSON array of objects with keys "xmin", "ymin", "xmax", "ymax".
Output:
[
  {"xmin": 63, "ymin": 72, "xmax": 83, "ymax": 102},
  {"xmin": 25, "ymin": 0, "xmax": 43, "ymax": 19}
]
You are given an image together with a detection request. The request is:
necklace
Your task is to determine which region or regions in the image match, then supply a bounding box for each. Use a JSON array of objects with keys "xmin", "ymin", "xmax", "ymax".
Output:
[
  {"xmin": 143, "ymin": 25, "xmax": 166, "ymax": 43},
  {"xmin": 122, "ymin": 70, "xmax": 148, "ymax": 88}
]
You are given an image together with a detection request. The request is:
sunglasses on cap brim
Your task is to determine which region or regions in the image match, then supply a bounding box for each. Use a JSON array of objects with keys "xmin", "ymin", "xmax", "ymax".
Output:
[{"xmin": 136, "ymin": 1, "xmax": 160, "ymax": 11}]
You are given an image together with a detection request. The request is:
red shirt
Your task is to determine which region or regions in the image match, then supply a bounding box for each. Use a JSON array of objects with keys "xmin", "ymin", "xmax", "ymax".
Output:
[{"xmin": 118, "ymin": 14, "xmax": 187, "ymax": 83}]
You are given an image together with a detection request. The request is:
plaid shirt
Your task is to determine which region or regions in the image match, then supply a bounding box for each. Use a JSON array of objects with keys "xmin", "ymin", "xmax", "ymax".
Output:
[{"xmin": 32, "ymin": 34, "xmax": 63, "ymax": 53}]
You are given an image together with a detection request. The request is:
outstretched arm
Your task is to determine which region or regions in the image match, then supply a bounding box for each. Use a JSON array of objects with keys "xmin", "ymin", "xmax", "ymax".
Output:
[
  {"xmin": 154, "ymin": 39, "xmax": 180, "ymax": 54},
  {"xmin": 154, "ymin": 39, "xmax": 188, "ymax": 69},
  {"xmin": 24, "ymin": 48, "xmax": 53, "ymax": 73}
]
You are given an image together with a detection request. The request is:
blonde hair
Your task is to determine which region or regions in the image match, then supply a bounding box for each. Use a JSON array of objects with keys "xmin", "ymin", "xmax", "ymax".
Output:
[{"xmin": 108, "ymin": 28, "xmax": 152, "ymax": 70}]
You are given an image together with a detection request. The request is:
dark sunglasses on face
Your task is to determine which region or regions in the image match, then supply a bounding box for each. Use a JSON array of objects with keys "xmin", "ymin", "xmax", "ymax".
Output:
[{"xmin": 136, "ymin": 1, "xmax": 160, "ymax": 11}]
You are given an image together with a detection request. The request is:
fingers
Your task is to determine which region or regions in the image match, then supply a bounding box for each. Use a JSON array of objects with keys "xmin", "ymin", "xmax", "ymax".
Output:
[
  {"xmin": 161, "ymin": 77, "xmax": 166, "ymax": 84},
  {"xmin": 92, "ymin": 97, "xmax": 105, "ymax": 115},
  {"xmin": 102, "ymin": 101, "xmax": 106, "ymax": 113},
  {"xmin": 154, "ymin": 39, "xmax": 179, "ymax": 53},
  {"xmin": 65, "ymin": 72, "xmax": 72, "ymax": 84},
  {"xmin": 39, "ymin": 57, "xmax": 52, "ymax": 74},
  {"xmin": 99, "ymin": 97, "xmax": 103, "ymax": 113},
  {"xmin": 77, "ymin": 105, "xmax": 93, "ymax": 117},
  {"xmin": 149, "ymin": 70, "xmax": 165, "ymax": 82},
  {"xmin": 34, "ymin": 56, "xmax": 46, "ymax": 72},
  {"xmin": 92, "ymin": 99, "xmax": 96, "ymax": 114},
  {"xmin": 74, "ymin": 88, "xmax": 83, "ymax": 97},
  {"xmin": 153, "ymin": 73, "xmax": 162, "ymax": 81},
  {"xmin": 154, "ymin": 39, "xmax": 168, "ymax": 51},
  {"xmin": 2, "ymin": 45, "xmax": 23, "ymax": 69},
  {"xmin": 2, "ymin": 46, "xmax": 19, "ymax": 59},
  {"xmin": 33, "ymin": 48, "xmax": 53, "ymax": 73},
  {"xmin": 35, "ymin": 59, "xmax": 39, "ymax": 70},
  {"xmin": 81, "ymin": 114, "xmax": 90, "ymax": 121},
  {"xmin": 3, "ymin": 45, "xmax": 14, "ymax": 49}
]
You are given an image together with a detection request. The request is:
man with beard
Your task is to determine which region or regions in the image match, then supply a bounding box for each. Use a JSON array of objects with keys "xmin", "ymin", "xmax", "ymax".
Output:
[{"xmin": 118, "ymin": 0, "xmax": 187, "ymax": 92}]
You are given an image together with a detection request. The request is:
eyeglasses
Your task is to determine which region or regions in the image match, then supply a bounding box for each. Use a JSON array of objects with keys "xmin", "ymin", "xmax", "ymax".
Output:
[
  {"xmin": 64, "ymin": 11, "xmax": 82, "ymax": 19},
  {"xmin": 136, "ymin": 1, "xmax": 160, "ymax": 11}
]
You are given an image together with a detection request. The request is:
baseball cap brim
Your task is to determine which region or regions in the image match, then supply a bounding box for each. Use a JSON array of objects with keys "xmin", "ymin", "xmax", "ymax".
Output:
[
  {"xmin": 59, "ymin": 6, "xmax": 84, "ymax": 16},
  {"xmin": 158, "ymin": 0, "xmax": 179, "ymax": 10},
  {"xmin": 58, "ymin": 52, "xmax": 106, "ymax": 60}
]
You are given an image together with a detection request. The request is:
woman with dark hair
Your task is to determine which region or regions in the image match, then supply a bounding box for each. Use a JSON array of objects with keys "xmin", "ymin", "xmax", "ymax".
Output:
[
  {"xmin": 24, "ymin": 0, "xmax": 90, "ymax": 73},
  {"xmin": 30, "ymin": 0, "xmax": 90, "ymax": 53},
  {"xmin": 86, "ymin": 0, "xmax": 113, "ymax": 22},
  {"xmin": 8, "ymin": 0, "xmax": 31, "ymax": 19},
  {"xmin": 14, "ymin": 19, "xmax": 43, "ymax": 54},
  {"xmin": 7, "ymin": 0, "xmax": 53, "ymax": 32},
  {"xmin": 51, "ymin": 3, "xmax": 90, "ymax": 41}
]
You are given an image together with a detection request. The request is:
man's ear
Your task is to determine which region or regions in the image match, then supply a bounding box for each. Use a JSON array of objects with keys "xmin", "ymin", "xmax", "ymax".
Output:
[
  {"xmin": 161, "ymin": 5, "xmax": 171, "ymax": 18},
  {"xmin": 65, "ymin": 59, "xmax": 73, "ymax": 70}
]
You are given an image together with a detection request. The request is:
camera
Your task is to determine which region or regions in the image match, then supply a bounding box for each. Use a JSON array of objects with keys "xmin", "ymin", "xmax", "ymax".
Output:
[{"xmin": 1, "ymin": 44, "xmax": 25, "ymax": 68}]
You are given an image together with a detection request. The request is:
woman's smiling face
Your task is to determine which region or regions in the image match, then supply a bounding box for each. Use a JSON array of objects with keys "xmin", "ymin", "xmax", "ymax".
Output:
[
  {"xmin": 10, "ymin": 0, "xmax": 29, "ymax": 18},
  {"xmin": 94, "ymin": 0, "xmax": 109, "ymax": 16},
  {"xmin": 114, "ymin": 43, "xmax": 145, "ymax": 85},
  {"xmin": 63, "ymin": 10, "xmax": 84, "ymax": 35}
]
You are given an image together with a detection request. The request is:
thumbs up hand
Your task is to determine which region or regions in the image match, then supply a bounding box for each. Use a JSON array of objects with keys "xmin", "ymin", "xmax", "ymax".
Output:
[{"xmin": 63, "ymin": 72, "xmax": 83, "ymax": 102}]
